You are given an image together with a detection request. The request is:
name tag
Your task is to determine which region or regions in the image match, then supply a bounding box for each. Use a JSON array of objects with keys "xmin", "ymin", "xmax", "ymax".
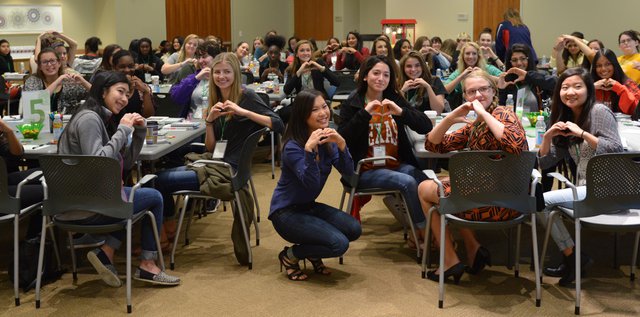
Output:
[
  {"xmin": 373, "ymin": 145, "xmax": 386, "ymax": 166},
  {"xmin": 212, "ymin": 140, "xmax": 227, "ymax": 159}
]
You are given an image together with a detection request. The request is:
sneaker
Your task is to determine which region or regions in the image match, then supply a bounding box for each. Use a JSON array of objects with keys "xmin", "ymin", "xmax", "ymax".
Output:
[
  {"xmin": 205, "ymin": 199, "xmax": 221, "ymax": 214},
  {"xmin": 69, "ymin": 233, "xmax": 105, "ymax": 249},
  {"xmin": 383, "ymin": 195, "xmax": 409, "ymax": 227},
  {"xmin": 134, "ymin": 267, "xmax": 181, "ymax": 286},
  {"xmin": 87, "ymin": 248, "xmax": 121, "ymax": 287}
]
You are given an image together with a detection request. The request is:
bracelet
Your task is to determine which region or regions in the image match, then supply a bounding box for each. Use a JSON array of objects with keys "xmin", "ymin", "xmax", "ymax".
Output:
[
  {"xmin": 580, "ymin": 130, "xmax": 585, "ymax": 139},
  {"xmin": 205, "ymin": 120, "xmax": 215, "ymax": 124}
]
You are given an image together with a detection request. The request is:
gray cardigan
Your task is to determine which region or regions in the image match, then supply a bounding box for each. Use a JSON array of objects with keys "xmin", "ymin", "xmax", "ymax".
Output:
[{"xmin": 538, "ymin": 103, "xmax": 623, "ymax": 185}]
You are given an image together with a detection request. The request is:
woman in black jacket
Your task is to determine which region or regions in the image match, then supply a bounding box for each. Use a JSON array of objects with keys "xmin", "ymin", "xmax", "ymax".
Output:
[
  {"xmin": 284, "ymin": 40, "xmax": 339, "ymax": 99},
  {"xmin": 338, "ymin": 55, "xmax": 432, "ymax": 246}
]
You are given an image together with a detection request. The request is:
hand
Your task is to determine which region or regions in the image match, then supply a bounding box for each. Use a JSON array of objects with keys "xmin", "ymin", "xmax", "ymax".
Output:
[
  {"xmin": 305, "ymin": 128, "xmax": 326, "ymax": 152},
  {"xmin": 364, "ymin": 99, "xmax": 382, "ymax": 115},
  {"xmin": 594, "ymin": 78, "xmax": 609, "ymax": 90},
  {"xmin": 0, "ymin": 119, "xmax": 13, "ymax": 133},
  {"xmin": 206, "ymin": 102, "xmax": 233, "ymax": 122},
  {"xmin": 221, "ymin": 100, "xmax": 248, "ymax": 117},
  {"xmin": 196, "ymin": 67, "xmax": 211, "ymax": 80},
  {"xmin": 131, "ymin": 113, "xmax": 146, "ymax": 126},
  {"xmin": 469, "ymin": 99, "xmax": 488, "ymax": 119},
  {"xmin": 413, "ymin": 78, "xmax": 430, "ymax": 90},
  {"xmin": 447, "ymin": 102, "xmax": 473, "ymax": 124},
  {"xmin": 553, "ymin": 36, "xmax": 567, "ymax": 51},
  {"xmin": 127, "ymin": 75, "xmax": 148, "ymax": 93},
  {"xmin": 460, "ymin": 66, "xmax": 478, "ymax": 79},
  {"xmin": 401, "ymin": 79, "xmax": 416, "ymax": 92},
  {"xmin": 182, "ymin": 58, "xmax": 197, "ymax": 67},
  {"xmin": 633, "ymin": 61, "xmax": 640, "ymax": 71},
  {"xmin": 505, "ymin": 67, "xmax": 526, "ymax": 83},
  {"xmin": 120, "ymin": 113, "xmax": 141, "ymax": 128},
  {"xmin": 381, "ymin": 99, "xmax": 403, "ymax": 116},
  {"xmin": 319, "ymin": 128, "xmax": 346, "ymax": 150},
  {"xmin": 307, "ymin": 60, "xmax": 322, "ymax": 70},
  {"xmin": 562, "ymin": 121, "xmax": 583, "ymax": 137},
  {"xmin": 480, "ymin": 46, "xmax": 496, "ymax": 58}
]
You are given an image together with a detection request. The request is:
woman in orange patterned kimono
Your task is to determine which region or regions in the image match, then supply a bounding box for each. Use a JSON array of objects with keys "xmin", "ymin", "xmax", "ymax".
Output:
[{"xmin": 418, "ymin": 70, "xmax": 528, "ymax": 283}]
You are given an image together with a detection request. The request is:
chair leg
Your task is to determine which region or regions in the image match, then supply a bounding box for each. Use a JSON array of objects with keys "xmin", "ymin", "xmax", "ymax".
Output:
[
  {"xmin": 575, "ymin": 220, "xmax": 581, "ymax": 315},
  {"xmin": 421, "ymin": 206, "xmax": 435, "ymax": 278},
  {"xmin": 147, "ymin": 211, "xmax": 165, "ymax": 271},
  {"xmin": 339, "ymin": 190, "xmax": 346, "ymax": 212},
  {"xmin": 515, "ymin": 224, "xmax": 522, "ymax": 278},
  {"xmin": 47, "ymin": 221, "xmax": 61, "ymax": 269},
  {"xmin": 35, "ymin": 217, "xmax": 48, "ymax": 309},
  {"xmin": 68, "ymin": 232, "xmax": 78, "ymax": 280},
  {"xmin": 185, "ymin": 199, "xmax": 198, "ymax": 245},
  {"xmin": 531, "ymin": 214, "xmax": 542, "ymax": 307},
  {"xmin": 541, "ymin": 210, "xmax": 560, "ymax": 282},
  {"xmin": 249, "ymin": 177, "xmax": 261, "ymax": 223},
  {"xmin": 270, "ymin": 130, "xmax": 275, "ymax": 179},
  {"xmin": 13, "ymin": 216, "xmax": 19, "ymax": 306},
  {"xmin": 438, "ymin": 213, "xmax": 446, "ymax": 309},
  {"xmin": 126, "ymin": 220, "xmax": 132, "ymax": 314},
  {"xmin": 234, "ymin": 191, "xmax": 253, "ymax": 270},
  {"xmin": 398, "ymin": 193, "xmax": 421, "ymax": 262},
  {"xmin": 340, "ymin": 190, "xmax": 355, "ymax": 265},
  {"xmin": 171, "ymin": 195, "xmax": 189, "ymax": 270},
  {"xmin": 631, "ymin": 232, "xmax": 640, "ymax": 281}
]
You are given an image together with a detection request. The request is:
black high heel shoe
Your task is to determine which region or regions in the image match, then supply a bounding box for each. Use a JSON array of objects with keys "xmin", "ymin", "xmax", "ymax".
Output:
[
  {"xmin": 307, "ymin": 257, "xmax": 331, "ymax": 275},
  {"xmin": 466, "ymin": 246, "xmax": 492, "ymax": 275},
  {"xmin": 278, "ymin": 247, "xmax": 307, "ymax": 281},
  {"xmin": 426, "ymin": 262, "xmax": 466, "ymax": 284}
]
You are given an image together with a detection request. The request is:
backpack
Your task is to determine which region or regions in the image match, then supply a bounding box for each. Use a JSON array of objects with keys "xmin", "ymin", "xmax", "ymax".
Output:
[{"xmin": 9, "ymin": 236, "xmax": 65, "ymax": 292}]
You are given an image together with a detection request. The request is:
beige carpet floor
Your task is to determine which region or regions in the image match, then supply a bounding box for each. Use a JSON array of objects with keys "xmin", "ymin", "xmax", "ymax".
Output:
[{"xmin": 1, "ymin": 157, "xmax": 640, "ymax": 316}]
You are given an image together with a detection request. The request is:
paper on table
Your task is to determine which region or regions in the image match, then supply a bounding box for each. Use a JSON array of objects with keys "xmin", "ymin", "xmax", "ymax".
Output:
[{"xmin": 23, "ymin": 144, "xmax": 53, "ymax": 150}]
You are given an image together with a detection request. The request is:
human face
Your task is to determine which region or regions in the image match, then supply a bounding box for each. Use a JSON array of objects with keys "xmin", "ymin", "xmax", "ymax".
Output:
[
  {"xmin": 103, "ymin": 82, "xmax": 131, "ymax": 115},
  {"xmin": 400, "ymin": 41, "xmax": 411, "ymax": 57},
  {"xmin": 595, "ymin": 55, "xmax": 614, "ymax": 79},
  {"xmin": 374, "ymin": 40, "xmax": 388, "ymax": 56},
  {"xmin": 54, "ymin": 46, "xmax": 68, "ymax": 65},
  {"xmin": 139, "ymin": 41, "xmax": 151, "ymax": 55},
  {"xmin": 510, "ymin": 52, "xmax": 529, "ymax": 70},
  {"xmin": 114, "ymin": 55, "xmax": 135, "ymax": 76},
  {"xmin": 253, "ymin": 39, "xmax": 262, "ymax": 50},
  {"xmin": 588, "ymin": 41, "xmax": 602, "ymax": 51},
  {"xmin": 0, "ymin": 42, "xmax": 9, "ymax": 55},
  {"xmin": 365, "ymin": 62, "xmax": 390, "ymax": 93},
  {"xmin": 212, "ymin": 61, "xmax": 234, "ymax": 91},
  {"xmin": 421, "ymin": 39, "xmax": 431, "ymax": 51},
  {"xmin": 403, "ymin": 57, "xmax": 422, "ymax": 80},
  {"xmin": 566, "ymin": 42, "xmax": 580, "ymax": 56},
  {"xmin": 463, "ymin": 46, "xmax": 479, "ymax": 67},
  {"xmin": 463, "ymin": 77, "xmax": 495, "ymax": 108},
  {"xmin": 289, "ymin": 38, "xmax": 297, "ymax": 51},
  {"xmin": 347, "ymin": 34, "xmax": 358, "ymax": 48},
  {"xmin": 197, "ymin": 52, "xmax": 212, "ymax": 69},
  {"xmin": 268, "ymin": 45, "xmax": 280, "ymax": 62},
  {"xmin": 163, "ymin": 41, "xmax": 172, "ymax": 52},
  {"xmin": 432, "ymin": 40, "xmax": 442, "ymax": 50},
  {"xmin": 39, "ymin": 52, "xmax": 60, "ymax": 76},
  {"xmin": 306, "ymin": 95, "xmax": 330, "ymax": 131},
  {"xmin": 478, "ymin": 33, "xmax": 492, "ymax": 48},
  {"xmin": 236, "ymin": 43, "xmax": 249, "ymax": 58},
  {"xmin": 296, "ymin": 43, "xmax": 312, "ymax": 62},
  {"xmin": 619, "ymin": 34, "xmax": 638, "ymax": 55},
  {"xmin": 559, "ymin": 75, "xmax": 588, "ymax": 111},
  {"xmin": 109, "ymin": 48, "xmax": 121, "ymax": 67},
  {"xmin": 184, "ymin": 39, "xmax": 197, "ymax": 56},
  {"xmin": 328, "ymin": 38, "xmax": 339, "ymax": 46},
  {"xmin": 173, "ymin": 38, "xmax": 181, "ymax": 51}
]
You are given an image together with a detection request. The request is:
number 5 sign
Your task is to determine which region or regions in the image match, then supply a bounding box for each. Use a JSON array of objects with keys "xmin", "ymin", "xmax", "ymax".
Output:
[{"xmin": 19, "ymin": 90, "xmax": 51, "ymax": 132}]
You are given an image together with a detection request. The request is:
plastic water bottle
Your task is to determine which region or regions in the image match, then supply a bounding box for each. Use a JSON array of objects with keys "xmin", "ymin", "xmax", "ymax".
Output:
[
  {"xmin": 252, "ymin": 58, "xmax": 260, "ymax": 78},
  {"xmin": 535, "ymin": 115, "xmax": 546, "ymax": 148},
  {"xmin": 52, "ymin": 113, "xmax": 63, "ymax": 143},
  {"xmin": 194, "ymin": 96, "xmax": 208, "ymax": 119},
  {"xmin": 273, "ymin": 76, "xmax": 280, "ymax": 93},
  {"xmin": 505, "ymin": 94, "xmax": 514, "ymax": 111},
  {"xmin": 436, "ymin": 68, "xmax": 444, "ymax": 81}
]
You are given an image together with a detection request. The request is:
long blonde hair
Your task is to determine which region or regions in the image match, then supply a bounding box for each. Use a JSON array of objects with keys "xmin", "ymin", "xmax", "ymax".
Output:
[
  {"xmin": 503, "ymin": 8, "xmax": 524, "ymax": 26},
  {"xmin": 208, "ymin": 52, "xmax": 243, "ymax": 110},
  {"xmin": 456, "ymin": 42, "xmax": 488, "ymax": 73},
  {"xmin": 178, "ymin": 34, "xmax": 199, "ymax": 62}
]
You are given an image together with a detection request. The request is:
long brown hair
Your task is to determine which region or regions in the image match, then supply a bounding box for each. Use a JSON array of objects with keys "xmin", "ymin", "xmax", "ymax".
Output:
[
  {"xmin": 35, "ymin": 48, "xmax": 64, "ymax": 80},
  {"xmin": 399, "ymin": 51, "xmax": 433, "ymax": 106},
  {"xmin": 208, "ymin": 53, "xmax": 243, "ymax": 109},
  {"xmin": 550, "ymin": 68, "xmax": 596, "ymax": 148},
  {"xmin": 286, "ymin": 40, "xmax": 312, "ymax": 76},
  {"xmin": 503, "ymin": 8, "xmax": 524, "ymax": 26}
]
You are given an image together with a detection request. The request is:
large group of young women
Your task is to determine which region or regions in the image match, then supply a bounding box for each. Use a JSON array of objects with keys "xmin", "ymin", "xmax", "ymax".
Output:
[{"xmin": 1, "ymin": 8, "xmax": 638, "ymax": 296}]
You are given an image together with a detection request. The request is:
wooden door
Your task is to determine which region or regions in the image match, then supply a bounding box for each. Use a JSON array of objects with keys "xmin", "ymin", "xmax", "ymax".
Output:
[
  {"xmin": 294, "ymin": 0, "xmax": 333, "ymax": 41},
  {"xmin": 165, "ymin": 0, "xmax": 231, "ymax": 43},
  {"xmin": 473, "ymin": 0, "xmax": 520, "ymax": 40}
]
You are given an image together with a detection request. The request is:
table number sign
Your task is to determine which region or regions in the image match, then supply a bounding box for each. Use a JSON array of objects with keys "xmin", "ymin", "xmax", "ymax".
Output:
[{"xmin": 20, "ymin": 90, "xmax": 51, "ymax": 131}]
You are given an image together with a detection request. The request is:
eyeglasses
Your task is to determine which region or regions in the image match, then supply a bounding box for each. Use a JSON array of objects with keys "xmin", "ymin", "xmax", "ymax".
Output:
[
  {"xmin": 620, "ymin": 39, "xmax": 636, "ymax": 45},
  {"xmin": 510, "ymin": 57, "xmax": 528, "ymax": 63},
  {"xmin": 40, "ymin": 59, "xmax": 59, "ymax": 66},
  {"xmin": 464, "ymin": 86, "xmax": 493, "ymax": 96}
]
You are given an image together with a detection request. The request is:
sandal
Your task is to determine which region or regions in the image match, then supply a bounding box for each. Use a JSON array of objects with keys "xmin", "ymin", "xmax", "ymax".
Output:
[
  {"xmin": 307, "ymin": 257, "xmax": 331, "ymax": 275},
  {"xmin": 278, "ymin": 247, "xmax": 308, "ymax": 281}
]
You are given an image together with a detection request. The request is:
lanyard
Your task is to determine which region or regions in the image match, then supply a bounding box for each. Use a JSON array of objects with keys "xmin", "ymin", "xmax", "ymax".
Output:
[
  {"xmin": 201, "ymin": 79, "xmax": 209, "ymax": 99},
  {"xmin": 218, "ymin": 115, "xmax": 228, "ymax": 140}
]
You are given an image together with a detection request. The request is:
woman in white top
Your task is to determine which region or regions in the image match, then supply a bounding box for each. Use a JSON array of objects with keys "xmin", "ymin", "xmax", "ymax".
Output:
[{"xmin": 161, "ymin": 34, "xmax": 199, "ymax": 83}]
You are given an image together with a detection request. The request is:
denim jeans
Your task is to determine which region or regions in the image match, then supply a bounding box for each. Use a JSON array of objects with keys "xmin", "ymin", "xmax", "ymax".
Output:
[
  {"xmin": 70, "ymin": 187, "xmax": 164, "ymax": 260},
  {"xmin": 271, "ymin": 202, "xmax": 362, "ymax": 259},
  {"xmin": 537, "ymin": 186, "xmax": 587, "ymax": 252},
  {"xmin": 155, "ymin": 166, "xmax": 200, "ymax": 217},
  {"xmin": 357, "ymin": 163, "xmax": 427, "ymax": 228}
]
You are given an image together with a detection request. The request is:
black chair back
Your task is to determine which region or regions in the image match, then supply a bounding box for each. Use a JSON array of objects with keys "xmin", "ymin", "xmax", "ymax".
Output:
[
  {"xmin": 0, "ymin": 157, "xmax": 20, "ymax": 213},
  {"xmin": 231, "ymin": 128, "xmax": 267, "ymax": 191}
]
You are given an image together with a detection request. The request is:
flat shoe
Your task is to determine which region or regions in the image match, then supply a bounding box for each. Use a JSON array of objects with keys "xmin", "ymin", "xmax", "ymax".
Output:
[
  {"xmin": 87, "ymin": 248, "xmax": 122, "ymax": 287},
  {"xmin": 134, "ymin": 267, "xmax": 181, "ymax": 286}
]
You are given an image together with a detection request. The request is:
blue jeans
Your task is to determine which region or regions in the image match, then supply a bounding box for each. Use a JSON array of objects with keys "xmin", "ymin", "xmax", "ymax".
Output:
[
  {"xmin": 271, "ymin": 202, "xmax": 362, "ymax": 259},
  {"xmin": 71, "ymin": 187, "xmax": 164, "ymax": 260},
  {"xmin": 357, "ymin": 163, "xmax": 427, "ymax": 228},
  {"xmin": 155, "ymin": 166, "xmax": 200, "ymax": 217}
]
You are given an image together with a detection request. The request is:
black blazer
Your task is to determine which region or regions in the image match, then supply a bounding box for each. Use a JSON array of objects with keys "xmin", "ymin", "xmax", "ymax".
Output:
[{"xmin": 283, "ymin": 59, "xmax": 339, "ymax": 98}]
